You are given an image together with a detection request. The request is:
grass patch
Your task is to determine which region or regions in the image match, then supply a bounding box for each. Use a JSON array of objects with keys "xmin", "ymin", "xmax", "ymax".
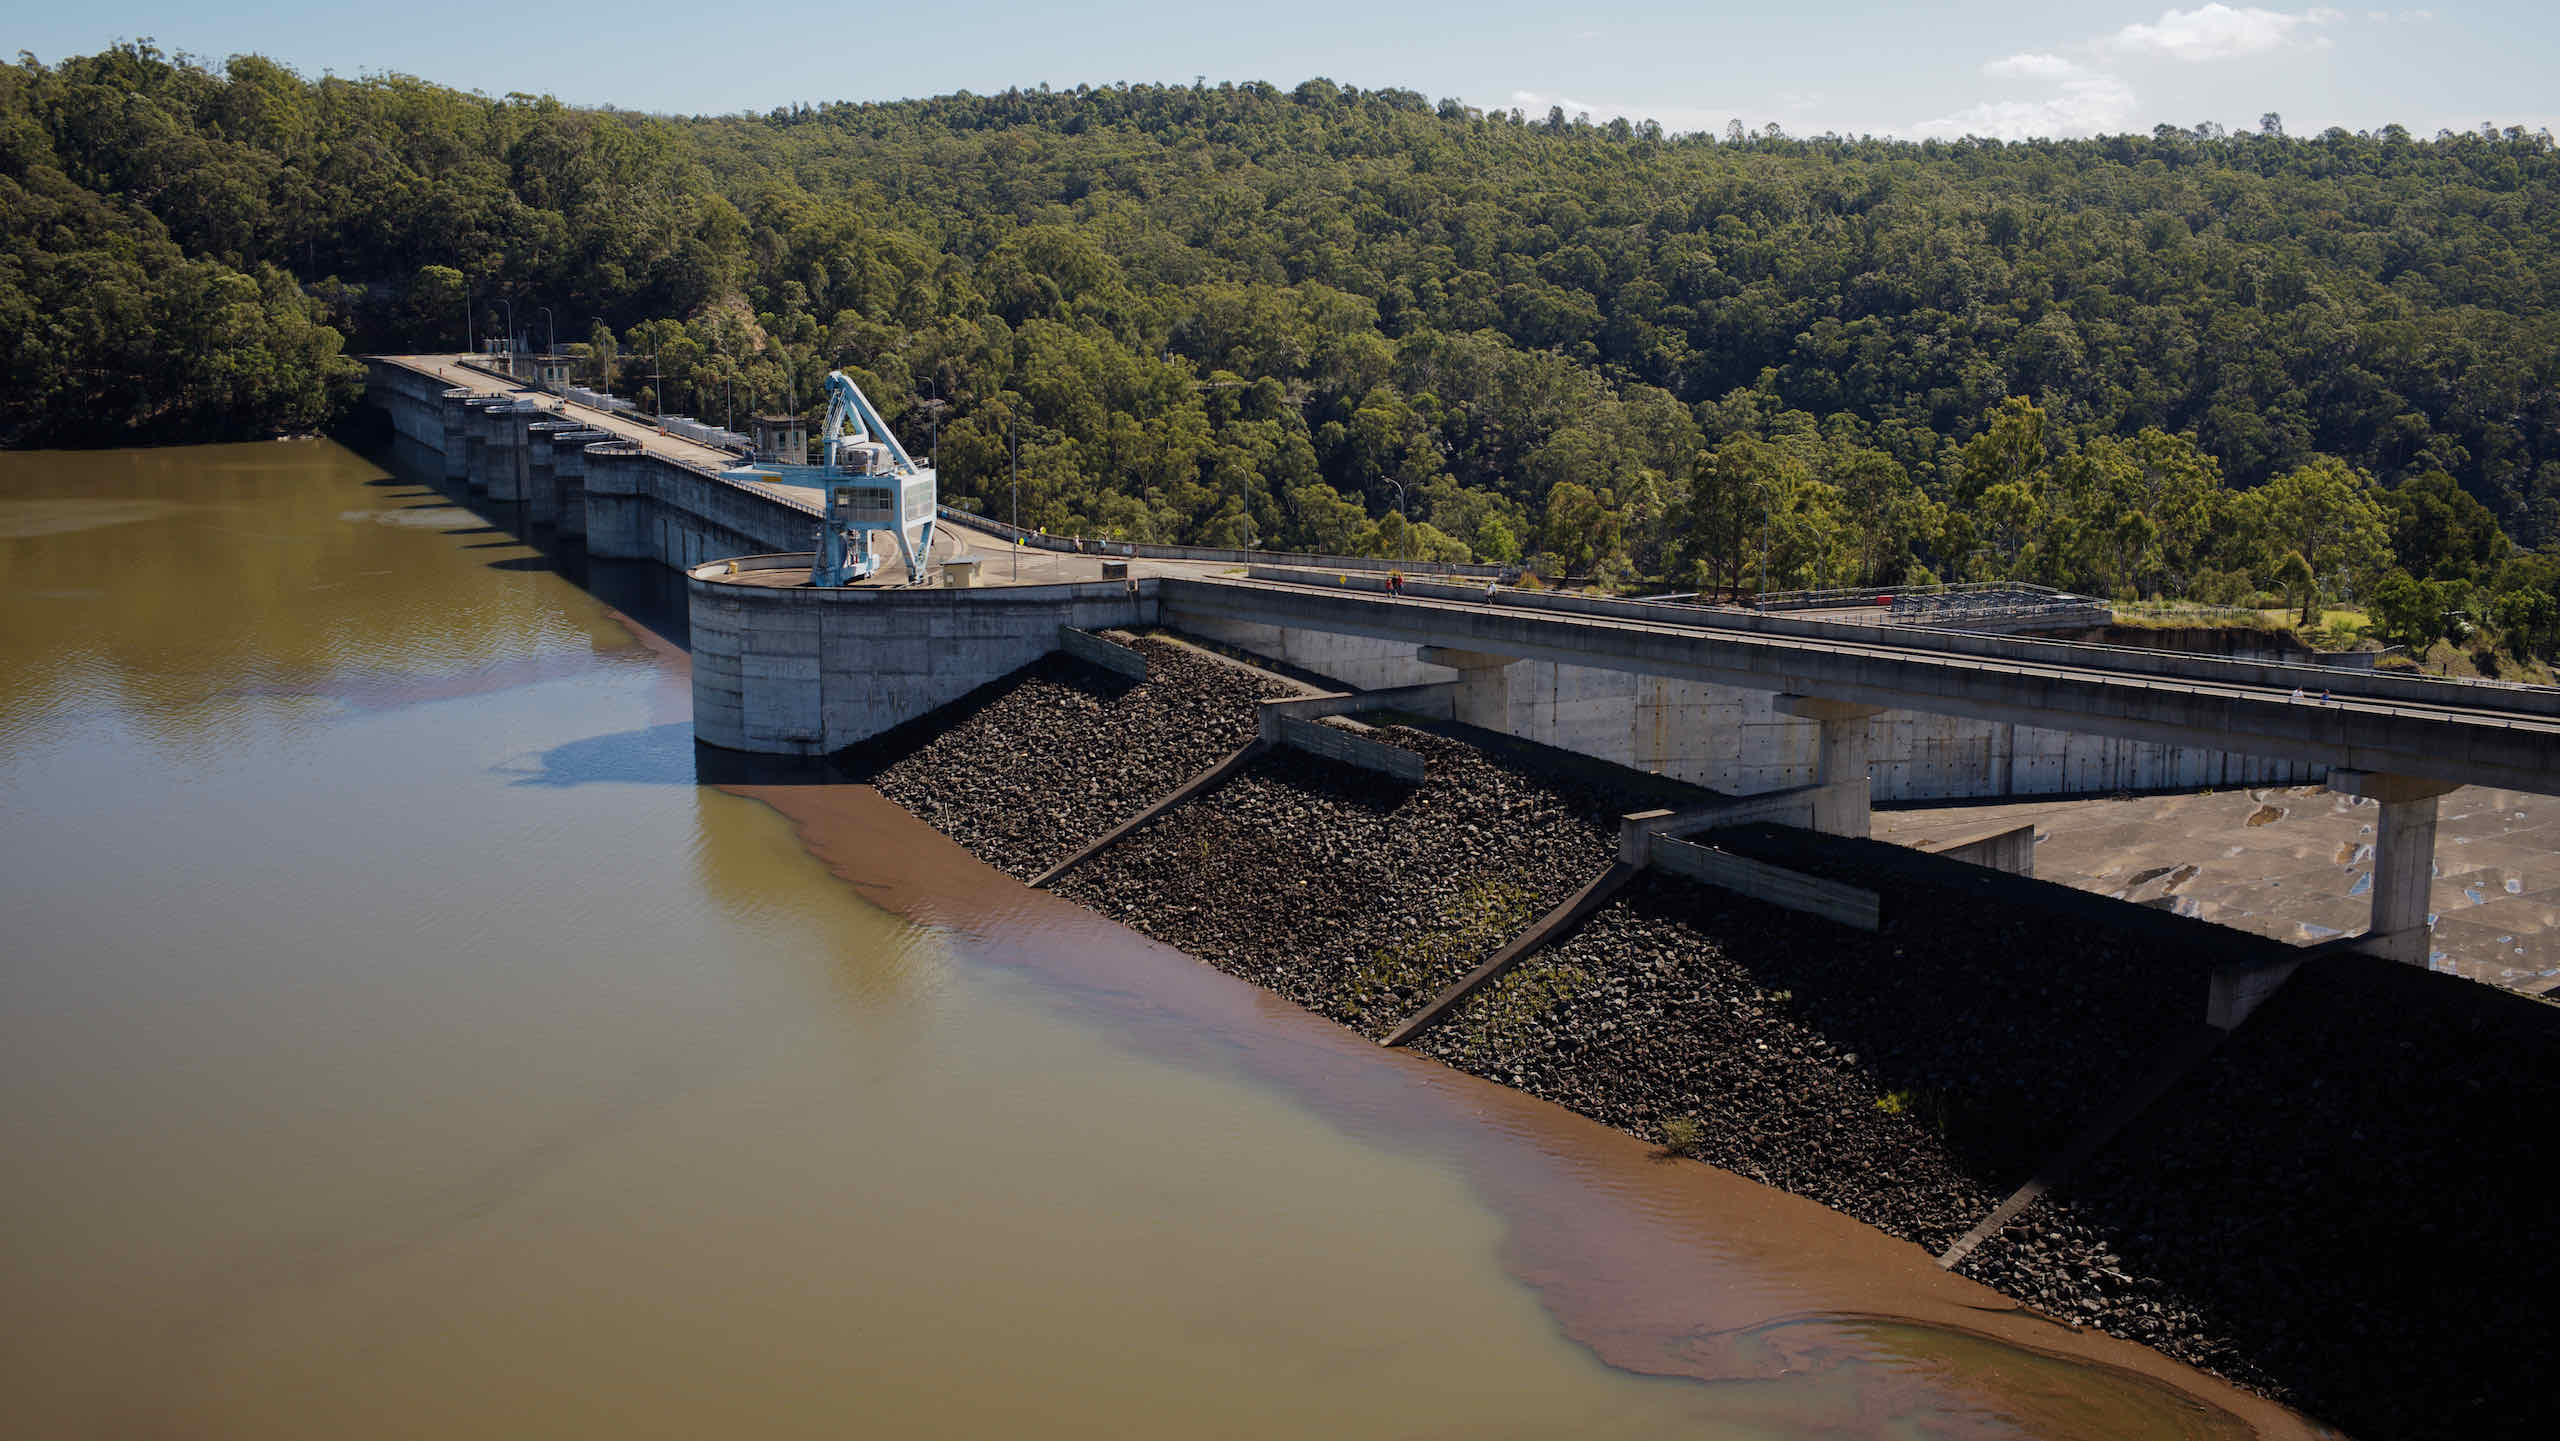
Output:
[
  {"xmin": 1656, "ymin": 1116, "xmax": 1706, "ymax": 1158},
  {"xmin": 1339, "ymin": 879, "xmax": 1534, "ymax": 1024},
  {"xmin": 1875, "ymin": 1087, "xmax": 1956, "ymax": 1136}
]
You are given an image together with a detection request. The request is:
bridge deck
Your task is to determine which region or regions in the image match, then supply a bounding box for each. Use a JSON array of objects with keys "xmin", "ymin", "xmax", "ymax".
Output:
[{"xmin": 1165, "ymin": 576, "xmax": 2560, "ymax": 796}]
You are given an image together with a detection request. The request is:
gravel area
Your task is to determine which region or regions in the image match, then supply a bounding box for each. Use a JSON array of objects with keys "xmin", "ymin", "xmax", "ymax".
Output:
[
  {"xmin": 1049, "ymin": 726, "xmax": 1663, "ymax": 1034},
  {"xmin": 1957, "ymin": 953, "xmax": 2560, "ymax": 1441},
  {"xmin": 860, "ymin": 634, "xmax": 1293, "ymax": 879},
  {"xmin": 1414, "ymin": 862, "xmax": 2220, "ymax": 1254}
]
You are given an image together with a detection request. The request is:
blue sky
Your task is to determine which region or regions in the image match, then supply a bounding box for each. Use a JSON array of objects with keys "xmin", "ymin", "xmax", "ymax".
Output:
[{"xmin": 16, "ymin": 3, "xmax": 2554, "ymax": 139}]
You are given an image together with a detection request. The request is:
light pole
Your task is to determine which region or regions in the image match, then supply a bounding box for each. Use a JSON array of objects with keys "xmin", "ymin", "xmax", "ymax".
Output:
[
  {"xmin": 1753, "ymin": 476, "xmax": 1773, "ymax": 599},
  {"xmin": 1381, "ymin": 477, "xmax": 1410, "ymax": 562},
  {"xmin": 1010, "ymin": 411, "xmax": 1020, "ymax": 581},
  {"xmin": 495, "ymin": 299, "xmax": 515, "ymax": 377}
]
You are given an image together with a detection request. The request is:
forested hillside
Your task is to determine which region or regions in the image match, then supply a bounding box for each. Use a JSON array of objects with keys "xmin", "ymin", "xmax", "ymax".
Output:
[{"xmin": 4, "ymin": 45, "xmax": 2556, "ymax": 642}]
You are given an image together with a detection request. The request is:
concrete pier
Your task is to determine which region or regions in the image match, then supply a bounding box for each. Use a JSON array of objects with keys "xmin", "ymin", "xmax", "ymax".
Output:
[
  {"xmin": 438, "ymin": 390, "xmax": 474, "ymax": 481},
  {"xmin": 1418, "ymin": 646, "xmax": 1520, "ymax": 732},
  {"xmin": 546, "ymin": 427, "xmax": 608, "ymax": 539},
  {"xmin": 524, "ymin": 419, "xmax": 581, "ymax": 527},
  {"xmin": 2328, "ymin": 770, "xmax": 2466, "ymax": 963},
  {"xmin": 582, "ymin": 441, "xmax": 649, "ymax": 559},
  {"xmin": 1777, "ymin": 695, "xmax": 1886, "ymax": 837}
]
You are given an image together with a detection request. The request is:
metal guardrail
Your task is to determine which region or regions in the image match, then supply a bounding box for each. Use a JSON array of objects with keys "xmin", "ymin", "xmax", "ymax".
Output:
[
  {"xmin": 1753, "ymin": 579, "xmax": 2039, "ymax": 611},
  {"xmin": 1745, "ymin": 579, "xmax": 2108, "ymax": 632},
  {"xmin": 936, "ymin": 505, "xmax": 1510, "ymax": 577},
  {"xmin": 1887, "ymin": 586, "xmax": 2106, "ymax": 629}
]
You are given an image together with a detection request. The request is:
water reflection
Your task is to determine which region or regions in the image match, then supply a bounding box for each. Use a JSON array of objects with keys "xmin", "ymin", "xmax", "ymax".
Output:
[{"xmin": 503, "ymin": 721, "xmax": 699, "ymax": 788}]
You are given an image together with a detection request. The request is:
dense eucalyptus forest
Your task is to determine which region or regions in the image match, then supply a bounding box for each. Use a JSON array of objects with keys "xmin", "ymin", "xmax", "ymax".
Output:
[{"xmin": 4, "ymin": 44, "xmax": 2556, "ymax": 650}]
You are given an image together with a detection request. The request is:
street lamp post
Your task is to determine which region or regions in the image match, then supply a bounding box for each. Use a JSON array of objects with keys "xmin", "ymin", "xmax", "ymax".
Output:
[
  {"xmin": 1010, "ymin": 412, "xmax": 1020, "ymax": 582},
  {"xmin": 495, "ymin": 299, "xmax": 515, "ymax": 378}
]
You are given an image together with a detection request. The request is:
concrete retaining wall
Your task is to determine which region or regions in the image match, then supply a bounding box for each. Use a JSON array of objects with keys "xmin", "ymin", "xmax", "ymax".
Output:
[
  {"xmin": 1936, "ymin": 823, "xmax": 2038, "ymax": 877},
  {"xmin": 1059, "ymin": 626, "xmax": 1148, "ymax": 681},
  {"xmin": 688, "ymin": 557, "xmax": 1157, "ymax": 755},
  {"xmin": 1270, "ymin": 714, "xmax": 1428, "ymax": 782},
  {"xmin": 1648, "ymin": 833, "xmax": 1882, "ymax": 930}
]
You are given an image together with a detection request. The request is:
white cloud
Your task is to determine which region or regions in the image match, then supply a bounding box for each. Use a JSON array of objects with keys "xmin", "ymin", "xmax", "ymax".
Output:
[
  {"xmin": 2108, "ymin": 5, "xmax": 2340, "ymax": 62},
  {"xmin": 1983, "ymin": 52, "xmax": 2081, "ymax": 79},
  {"xmin": 1914, "ymin": 53, "xmax": 2136, "ymax": 139}
]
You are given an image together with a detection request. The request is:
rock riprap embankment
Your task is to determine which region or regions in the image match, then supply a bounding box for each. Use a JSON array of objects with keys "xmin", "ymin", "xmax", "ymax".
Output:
[
  {"xmin": 857, "ymin": 642, "xmax": 2559, "ymax": 1437},
  {"xmin": 1049, "ymin": 726, "xmax": 1662, "ymax": 1034},
  {"xmin": 1414, "ymin": 863, "xmax": 2220, "ymax": 1254},
  {"xmin": 862, "ymin": 635, "xmax": 1293, "ymax": 879},
  {"xmin": 1957, "ymin": 952, "xmax": 2560, "ymax": 1441}
]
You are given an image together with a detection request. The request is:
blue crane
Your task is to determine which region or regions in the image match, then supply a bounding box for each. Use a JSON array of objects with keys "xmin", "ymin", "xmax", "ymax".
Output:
[{"xmin": 720, "ymin": 369, "xmax": 937, "ymax": 586}]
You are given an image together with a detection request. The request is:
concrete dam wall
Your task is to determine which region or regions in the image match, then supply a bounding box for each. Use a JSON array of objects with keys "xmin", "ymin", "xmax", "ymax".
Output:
[
  {"xmin": 366, "ymin": 359, "xmax": 819, "ymax": 570},
  {"xmin": 363, "ymin": 357, "xmax": 2323, "ymax": 801}
]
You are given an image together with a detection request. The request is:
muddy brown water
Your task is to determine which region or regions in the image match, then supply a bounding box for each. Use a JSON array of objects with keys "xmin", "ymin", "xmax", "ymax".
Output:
[{"xmin": 0, "ymin": 440, "xmax": 2327, "ymax": 1439}]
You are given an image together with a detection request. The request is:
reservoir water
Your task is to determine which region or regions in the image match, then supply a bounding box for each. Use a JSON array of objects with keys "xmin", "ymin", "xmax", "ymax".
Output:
[{"xmin": 0, "ymin": 439, "xmax": 2321, "ymax": 1439}]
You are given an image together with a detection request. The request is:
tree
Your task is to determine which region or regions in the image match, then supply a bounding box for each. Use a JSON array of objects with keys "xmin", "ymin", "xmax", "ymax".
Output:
[
  {"xmin": 2491, "ymin": 586, "xmax": 2560, "ymax": 658},
  {"xmin": 2239, "ymin": 458, "xmax": 2393, "ymax": 618},
  {"xmin": 2384, "ymin": 470, "xmax": 2507, "ymax": 582},
  {"xmin": 1539, "ymin": 481, "xmax": 1625, "ymax": 582},
  {"xmin": 410, "ymin": 265, "xmax": 466, "ymax": 346},
  {"xmin": 2275, "ymin": 551, "xmax": 2319, "ymax": 626}
]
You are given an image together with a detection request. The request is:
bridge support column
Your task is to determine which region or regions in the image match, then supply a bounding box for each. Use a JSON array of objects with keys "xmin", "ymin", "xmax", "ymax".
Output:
[
  {"xmin": 2327, "ymin": 770, "xmax": 2462, "ymax": 965},
  {"xmin": 1776, "ymin": 695, "xmax": 1886, "ymax": 837},
  {"xmin": 1418, "ymin": 647, "xmax": 1519, "ymax": 732}
]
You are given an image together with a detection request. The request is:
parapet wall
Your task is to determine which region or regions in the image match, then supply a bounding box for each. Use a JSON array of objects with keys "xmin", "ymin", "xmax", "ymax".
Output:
[{"xmin": 687, "ymin": 556, "xmax": 1157, "ymax": 754}]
